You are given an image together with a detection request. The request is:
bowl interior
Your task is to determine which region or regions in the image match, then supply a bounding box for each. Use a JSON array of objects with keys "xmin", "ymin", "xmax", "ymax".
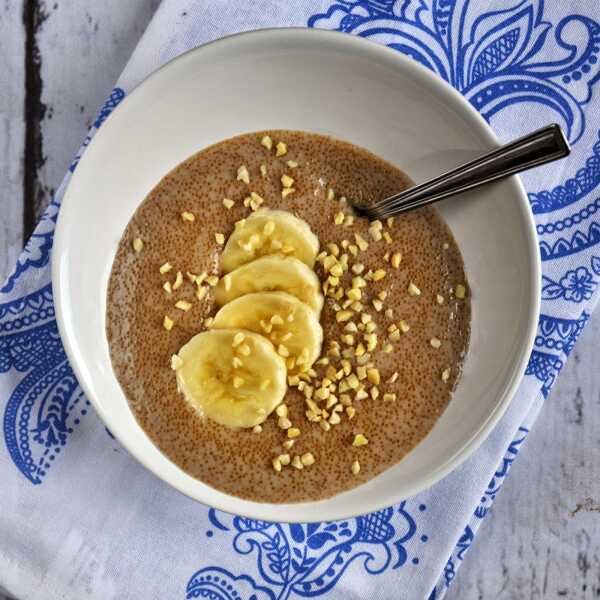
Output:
[{"xmin": 53, "ymin": 29, "xmax": 539, "ymax": 522}]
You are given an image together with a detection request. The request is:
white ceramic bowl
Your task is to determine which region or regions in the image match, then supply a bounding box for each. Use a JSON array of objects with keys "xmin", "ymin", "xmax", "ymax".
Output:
[{"xmin": 53, "ymin": 28, "xmax": 540, "ymax": 522}]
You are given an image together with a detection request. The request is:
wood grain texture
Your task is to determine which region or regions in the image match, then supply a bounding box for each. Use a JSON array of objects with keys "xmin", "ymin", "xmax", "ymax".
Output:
[
  {"xmin": 1, "ymin": 2, "xmax": 599, "ymax": 598},
  {"xmin": 0, "ymin": 0, "xmax": 25, "ymax": 283},
  {"xmin": 28, "ymin": 0, "xmax": 161, "ymax": 228},
  {"xmin": 449, "ymin": 310, "xmax": 600, "ymax": 599}
]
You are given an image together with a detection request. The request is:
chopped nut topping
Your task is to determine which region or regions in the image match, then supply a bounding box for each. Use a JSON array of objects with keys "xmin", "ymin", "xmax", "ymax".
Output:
[
  {"xmin": 252, "ymin": 424, "xmax": 262, "ymax": 434},
  {"xmin": 159, "ymin": 262, "xmax": 173, "ymax": 274},
  {"xmin": 346, "ymin": 406, "xmax": 356, "ymax": 419},
  {"xmin": 436, "ymin": 294, "xmax": 444, "ymax": 305},
  {"xmin": 288, "ymin": 427, "xmax": 301, "ymax": 439},
  {"xmin": 320, "ymin": 420, "xmax": 331, "ymax": 432},
  {"xmin": 372, "ymin": 269, "xmax": 386, "ymax": 281},
  {"xmin": 351, "ymin": 460, "xmax": 361, "ymax": 475},
  {"xmin": 283, "ymin": 439, "xmax": 295, "ymax": 450},
  {"xmin": 336, "ymin": 310, "xmax": 353, "ymax": 323},
  {"xmin": 236, "ymin": 164, "xmax": 250, "ymax": 184},
  {"xmin": 276, "ymin": 404, "xmax": 288, "ymax": 418},
  {"xmin": 172, "ymin": 271, "xmax": 183, "ymax": 291},
  {"xmin": 163, "ymin": 281, "xmax": 172, "ymax": 294},
  {"xmin": 343, "ymin": 215, "xmax": 354, "ymax": 227},
  {"xmin": 175, "ymin": 300, "xmax": 192, "ymax": 312},
  {"xmin": 408, "ymin": 281, "xmax": 421, "ymax": 296},
  {"xmin": 196, "ymin": 286, "xmax": 208, "ymax": 301},
  {"xmin": 387, "ymin": 216, "xmax": 395, "ymax": 228},
  {"xmin": 455, "ymin": 284, "xmax": 466, "ymax": 299},
  {"xmin": 181, "ymin": 211, "xmax": 195, "ymax": 222},
  {"xmin": 281, "ymin": 174, "xmax": 294, "ymax": 188},
  {"xmin": 206, "ymin": 275, "xmax": 219, "ymax": 287},
  {"xmin": 261, "ymin": 135, "xmax": 273, "ymax": 150},
  {"xmin": 275, "ymin": 141, "xmax": 288, "ymax": 156},
  {"xmin": 368, "ymin": 225, "xmax": 382, "ymax": 242},
  {"xmin": 387, "ymin": 371, "xmax": 399, "ymax": 384},
  {"xmin": 327, "ymin": 188, "xmax": 335, "ymax": 201},
  {"xmin": 329, "ymin": 412, "xmax": 341, "ymax": 425},
  {"xmin": 372, "ymin": 299, "xmax": 383, "ymax": 312},
  {"xmin": 442, "ymin": 242, "xmax": 449, "ymax": 250},
  {"xmin": 367, "ymin": 368, "xmax": 380, "ymax": 385},
  {"xmin": 132, "ymin": 237, "xmax": 144, "ymax": 252},
  {"xmin": 281, "ymin": 187, "xmax": 295, "ymax": 199},
  {"xmin": 352, "ymin": 263, "xmax": 365, "ymax": 275},
  {"xmin": 354, "ymin": 233, "xmax": 369, "ymax": 252},
  {"xmin": 441, "ymin": 368, "xmax": 451, "ymax": 382},
  {"xmin": 214, "ymin": 233, "xmax": 225, "ymax": 245},
  {"xmin": 221, "ymin": 197, "xmax": 235, "ymax": 211},
  {"xmin": 279, "ymin": 453, "xmax": 291, "ymax": 466},
  {"xmin": 352, "ymin": 433, "xmax": 369, "ymax": 447},
  {"xmin": 370, "ymin": 386, "xmax": 379, "ymax": 400},
  {"xmin": 334, "ymin": 211, "xmax": 345, "ymax": 225},
  {"xmin": 383, "ymin": 231, "xmax": 393, "ymax": 244},
  {"xmin": 430, "ymin": 337, "xmax": 441, "ymax": 349},
  {"xmin": 383, "ymin": 393, "xmax": 397, "ymax": 402},
  {"xmin": 383, "ymin": 343, "xmax": 393, "ymax": 354},
  {"xmin": 378, "ymin": 291, "xmax": 388, "ymax": 301},
  {"xmin": 291, "ymin": 455, "xmax": 303, "ymax": 469},
  {"xmin": 204, "ymin": 317, "xmax": 214, "ymax": 328},
  {"xmin": 301, "ymin": 452, "xmax": 315, "ymax": 466},
  {"xmin": 272, "ymin": 457, "xmax": 282, "ymax": 472},
  {"xmin": 391, "ymin": 252, "xmax": 402, "ymax": 269},
  {"xmin": 278, "ymin": 417, "xmax": 292, "ymax": 430},
  {"xmin": 395, "ymin": 320, "xmax": 408, "ymax": 334},
  {"xmin": 384, "ymin": 308, "xmax": 394, "ymax": 319}
]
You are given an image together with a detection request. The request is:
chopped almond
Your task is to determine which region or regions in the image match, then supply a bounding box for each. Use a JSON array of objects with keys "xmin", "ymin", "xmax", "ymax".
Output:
[
  {"xmin": 237, "ymin": 165, "xmax": 250, "ymax": 184},
  {"xmin": 352, "ymin": 433, "xmax": 368, "ymax": 447},
  {"xmin": 275, "ymin": 141, "xmax": 288, "ymax": 157}
]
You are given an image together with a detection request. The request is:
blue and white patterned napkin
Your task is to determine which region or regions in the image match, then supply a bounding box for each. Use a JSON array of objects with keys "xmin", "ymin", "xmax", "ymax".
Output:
[{"xmin": 2, "ymin": 2, "xmax": 600, "ymax": 598}]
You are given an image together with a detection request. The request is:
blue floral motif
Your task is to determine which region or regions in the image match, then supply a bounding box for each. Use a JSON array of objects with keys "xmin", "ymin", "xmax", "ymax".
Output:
[
  {"xmin": 309, "ymin": 1, "xmax": 600, "ymax": 143},
  {"xmin": 525, "ymin": 311, "xmax": 588, "ymax": 396},
  {"xmin": 191, "ymin": 504, "xmax": 423, "ymax": 599},
  {"xmin": 1, "ymin": 284, "xmax": 89, "ymax": 484},
  {"xmin": 434, "ymin": 427, "xmax": 528, "ymax": 596},
  {"xmin": 186, "ymin": 566, "xmax": 275, "ymax": 600},
  {"xmin": 542, "ymin": 265, "xmax": 596, "ymax": 302},
  {"xmin": 1, "ymin": 88, "xmax": 125, "ymax": 295},
  {"xmin": 1, "ymin": 201, "xmax": 58, "ymax": 294},
  {"xmin": 529, "ymin": 130, "xmax": 600, "ymax": 214},
  {"xmin": 1, "ymin": 88, "xmax": 125, "ymax": 484},
  {"xmin": 474, "ymin": 427, "xmax": 529, "ymax": 519}
]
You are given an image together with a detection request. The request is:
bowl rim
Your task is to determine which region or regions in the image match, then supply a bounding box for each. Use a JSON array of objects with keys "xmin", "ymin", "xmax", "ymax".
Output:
[{"xmin": 52, "ymin": 26, "xmax": 541, "ymax": 521}]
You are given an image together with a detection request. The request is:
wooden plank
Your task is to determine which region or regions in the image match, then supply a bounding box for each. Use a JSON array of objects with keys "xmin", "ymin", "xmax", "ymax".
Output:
[
  {"xmin": 0, "ymin": 1, "xmax": 25, "ymax": 284},
  {"xmin": 450, "ymin": 310, "xmax": 600, "ymax": 599},
  {"xmin": 32, "ymin": 0, "xmax": 160, "ymax": 224}
]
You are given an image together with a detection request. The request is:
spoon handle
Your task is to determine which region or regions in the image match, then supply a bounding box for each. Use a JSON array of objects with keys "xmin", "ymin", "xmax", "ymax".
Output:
[{"xmin": 359, "ymin": 124, "xmax": 570, "ymax": 220}]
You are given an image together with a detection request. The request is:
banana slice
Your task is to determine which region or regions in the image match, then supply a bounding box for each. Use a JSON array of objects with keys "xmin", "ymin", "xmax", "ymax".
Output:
[
  {"xmin": 210, "ymin": 291, "xmax": 323, "ymax": 373},
  {"xmin": 173, "ymin": 329, "xmax": 287, "ymax": 429},
  {"xmin": 215, "ymin": 255, "xmax": 324, "ymax": 316},
  {"xmin": 220, "ymin": 208, "xmax": 319, "ymax": 273}
]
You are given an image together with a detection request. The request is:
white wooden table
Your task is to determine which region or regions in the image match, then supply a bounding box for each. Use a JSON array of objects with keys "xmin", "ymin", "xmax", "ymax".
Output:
[{"xmin": 1, "ymin": 2, "xmax": 598, "ymax": 598}]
